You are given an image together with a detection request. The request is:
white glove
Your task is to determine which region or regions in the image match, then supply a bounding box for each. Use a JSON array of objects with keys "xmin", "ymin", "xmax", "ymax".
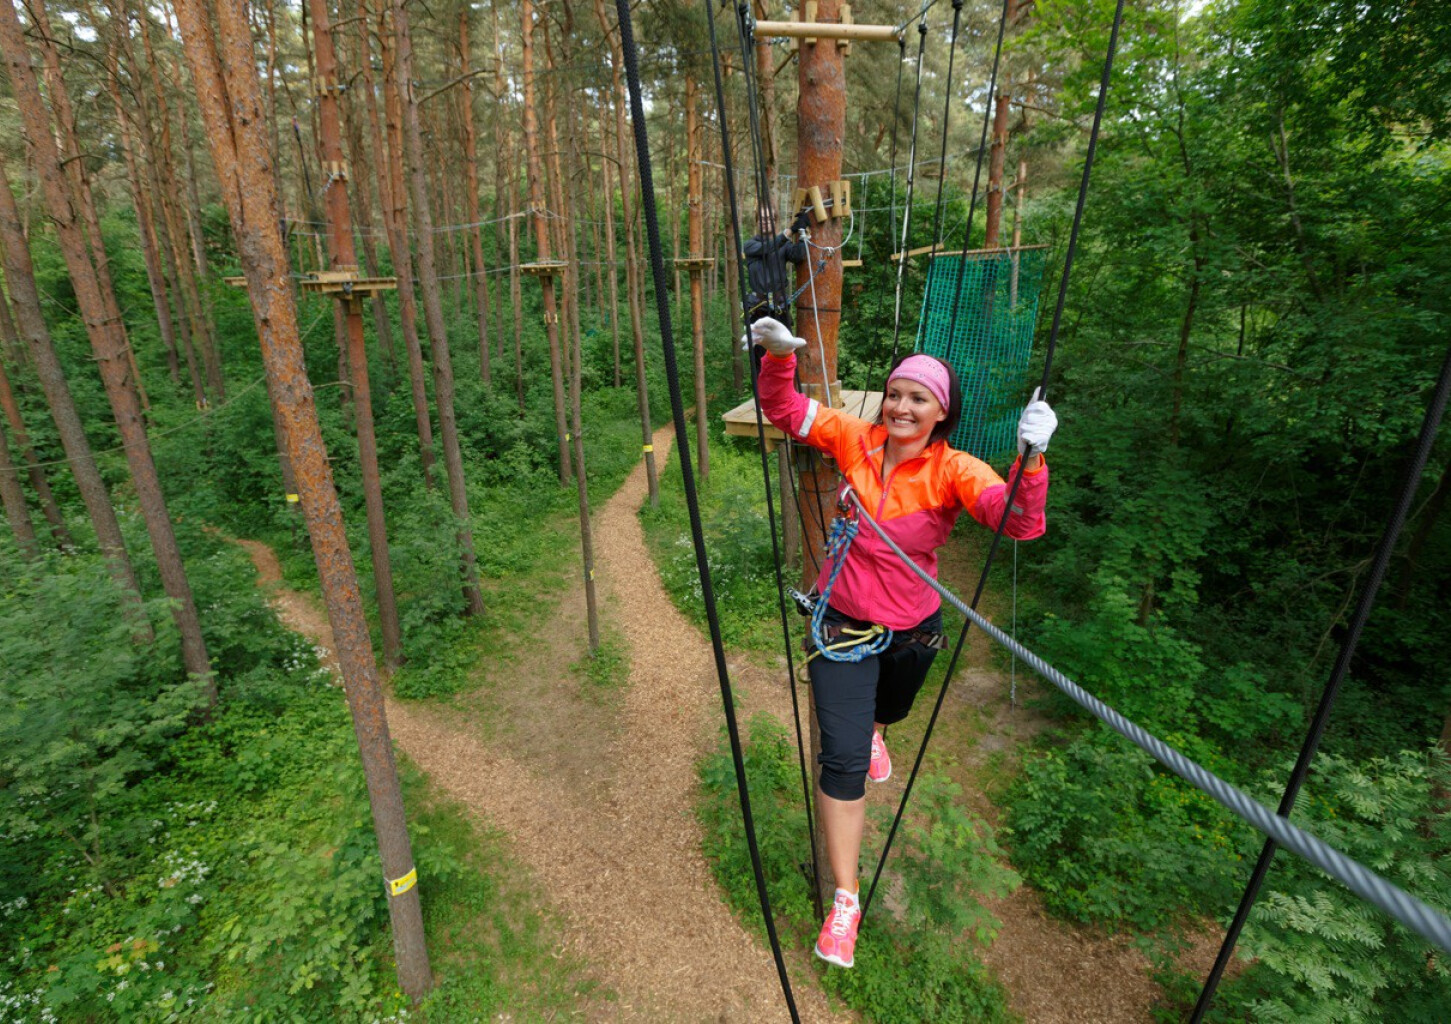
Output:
[
  {"xmin": 1017, "ymin": 387, "xmax": 1057, "ymax": 456},
  {"xmin": 742, "ymin": 316, "xmax": 805, "ymax": 357}
]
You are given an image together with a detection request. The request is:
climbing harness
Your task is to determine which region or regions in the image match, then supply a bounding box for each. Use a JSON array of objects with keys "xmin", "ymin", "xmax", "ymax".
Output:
[{"xmin": 807, "ymin": 497, "xmax": 894, "ymax": 663}]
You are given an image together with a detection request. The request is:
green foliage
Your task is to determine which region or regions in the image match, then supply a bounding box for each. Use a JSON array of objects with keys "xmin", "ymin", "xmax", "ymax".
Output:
[
  {"xmin": 1217, "ymin": 751, "xmax": 1451, "ymax": 1023},
  {"xmin": 640, "ymin": 440, "xmax": 782, "ymax": 651},
  {"xmin": 698, "ymin": 715, "xmax": 1019, "ymax": 1023},
  {"xmin": 1004, "ymin": 728, "xmax": 1247, "ymax": 930}
]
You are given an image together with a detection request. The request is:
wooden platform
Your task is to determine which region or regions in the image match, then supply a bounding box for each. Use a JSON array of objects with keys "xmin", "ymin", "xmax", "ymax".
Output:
[
  {"xmin": 518, "ymin": 260, "xmax": 569, "ymax": 277},
  {"xmin": 673, "ymin": 256, "xmax": 716, "ymax": 270},
  {"xmin": 299, "ymin": 269, "xmax": 397, "ymax": 296},
  {"xmin": 722, "ymin": 389, "xmax": 883, "ymax": 451}
]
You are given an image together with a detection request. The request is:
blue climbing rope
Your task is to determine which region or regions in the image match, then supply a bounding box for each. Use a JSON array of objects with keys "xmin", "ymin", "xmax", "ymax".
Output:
[{"xmin": 810, "ymin": 505, "xmax": 894, "ymax": 663}]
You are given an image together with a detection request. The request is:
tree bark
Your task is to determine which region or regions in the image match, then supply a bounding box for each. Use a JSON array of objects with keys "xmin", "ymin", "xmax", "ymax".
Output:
[
  {"xmin": 309, "ymin": 0, "xmax": 404, "ymax": 669},
  {"xmin": 337, "ymin": 5, "xmax": 397, "ymax": 379},
  {"xmin": 457, "ymin": 10, "xmax": 492, "ymax": 386},
  {"xmin": 0, "ymin": 5, "xmax": 214, "ymax": 684},
  {"xmin": 391, "ymin": 0, "xmax": 486, "ymax": 616},
  {"xmin": 0, "ymin": 412, "xmax": 36, "ymax": 559},
  {"xmin": 686, "ymin": 74, "xmax": 709, "ymax": 481},
  {"xmin": 525, "ymin": 0, "xmax": 598, "ymax": 649},
  {"xmin": 173, "ymin": 0, "xmax": 431, "ymax": 996},
  {"xmin": 594, "ymin": 0, "xmax": 657, "ymax": 503},
  {"xmin": 524, "ymin": 3, "xmax": 572, "ymax": 486},
  {"xmin": 377, "ymin": 8, "xmax": 439, "ymax": 489},
  {"xmin": 0, "ymin": 357, "xmax": 69, "ymax": 548}
]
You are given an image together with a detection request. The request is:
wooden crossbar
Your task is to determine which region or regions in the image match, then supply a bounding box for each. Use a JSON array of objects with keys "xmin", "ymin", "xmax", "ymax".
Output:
[
  {"xmin": 755, "ymin": 19, "xmax": 900, "ymax": 42},
  {"xmin": 890, "ymin": 243, "xmax": 1050, "ymax": 263}
]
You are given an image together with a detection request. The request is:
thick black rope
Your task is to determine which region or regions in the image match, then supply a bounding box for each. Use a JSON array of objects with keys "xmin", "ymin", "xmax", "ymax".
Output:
[
  {"xmin": 1191, "ymin": 342, "xmax": 1451, "ymax": 1016},
  {"xmin": 924, "ymin": 0, "xmax": 966, "ymax": 261},
  {"xmin": 611, "ymin": 1, "xmax": 800, "ymax": 1017},
  {"xmin": 706, "ymin": 0, "xmax": 824, "ymax": 922},
  {"xmin": 863, "ymin": 0, "xmax": 1129, "ymax": 921},
  {"xmin": 939, "ymin": 0, "xmax": 1013, "ymax": 349},
  {"xmin": 733, "ymin": 2, "xmax": 777, "ymax": 234},
  {"xmin": 886, "ymin": 20, "xmax": 931, "ymax": 369}
]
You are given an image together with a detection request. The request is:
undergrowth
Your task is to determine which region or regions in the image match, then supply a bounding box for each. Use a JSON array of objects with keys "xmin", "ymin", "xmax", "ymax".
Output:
[
  {"xmin": 0, "ymin": 527, "xmax": 586, "ymax": 1021},
  {"xmin": 698, "ymin": 714, "xmax": 1021, "ymax": 1023}
]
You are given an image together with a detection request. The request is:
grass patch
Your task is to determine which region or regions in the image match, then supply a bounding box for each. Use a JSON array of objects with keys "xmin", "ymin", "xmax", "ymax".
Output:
[
  {"xmin": 639, "ymin": 439, "xmax": 784, "ymax": 653},
  {"xmin": 574, "ymin": 624, "xmax": 630, "ymax": 695}
]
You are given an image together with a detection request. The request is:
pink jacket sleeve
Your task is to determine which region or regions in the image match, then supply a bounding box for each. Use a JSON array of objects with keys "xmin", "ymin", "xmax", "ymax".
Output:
[
  {"xmin": 964, "ymin": 457, "xmax": 1049, "ymax": 540},
  {"xmin": 755, "ymin": 351, "xmax": 855, "ymax": 462}
]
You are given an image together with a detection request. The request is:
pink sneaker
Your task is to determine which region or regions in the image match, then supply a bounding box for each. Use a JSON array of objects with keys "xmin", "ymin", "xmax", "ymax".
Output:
[
  {"xmin": 868, "ymin": 729, "xmax": 892, "ymax": 783},
  {"xmin": 815, "ymin": 889, "xmax": 861, "ymax": 968}
]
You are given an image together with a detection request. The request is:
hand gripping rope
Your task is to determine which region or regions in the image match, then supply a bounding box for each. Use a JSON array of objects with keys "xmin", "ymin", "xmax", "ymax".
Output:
[{"xmin": 808, "ymin": 496, "xmax": 894, "ymax": 664}]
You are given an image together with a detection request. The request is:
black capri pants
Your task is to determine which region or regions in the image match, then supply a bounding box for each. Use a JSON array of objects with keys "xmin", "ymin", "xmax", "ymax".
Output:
[{"xmin": 809, "ymin": 605, "xmax": 943, "ymax": 801}]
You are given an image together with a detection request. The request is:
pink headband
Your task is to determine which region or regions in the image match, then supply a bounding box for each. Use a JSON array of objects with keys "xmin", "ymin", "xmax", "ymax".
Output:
[{"xmin": 887, "ymin": 355, "xmax": 951, "ymax": 412}]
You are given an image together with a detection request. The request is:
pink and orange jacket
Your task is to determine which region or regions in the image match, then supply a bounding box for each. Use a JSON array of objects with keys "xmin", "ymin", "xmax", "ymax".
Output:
[{"xmin": 758, "ymin": 351, "xmax": 1049, "ymax": 630}]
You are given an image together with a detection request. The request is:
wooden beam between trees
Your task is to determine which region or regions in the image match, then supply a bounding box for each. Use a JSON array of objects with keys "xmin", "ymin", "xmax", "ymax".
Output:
[{"xmin": 754, "ymin": 20, "xmax": 901, "ymax": 42}]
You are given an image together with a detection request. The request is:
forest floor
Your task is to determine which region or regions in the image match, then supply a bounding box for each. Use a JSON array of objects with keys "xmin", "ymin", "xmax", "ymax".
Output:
[{"xmin": 234, "ymin": 425, "xmax": 1214, "ymax": 1022}]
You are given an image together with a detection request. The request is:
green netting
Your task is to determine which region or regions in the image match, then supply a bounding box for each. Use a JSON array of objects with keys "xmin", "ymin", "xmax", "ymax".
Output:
[{"xmin": 915, "ymin": 250, "xmax": 1046, "ymax": 464}]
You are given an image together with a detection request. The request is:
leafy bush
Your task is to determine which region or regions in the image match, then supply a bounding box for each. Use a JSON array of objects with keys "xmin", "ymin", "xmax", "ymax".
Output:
[
  {"xmin": 640, "ymin": 440, "xmax": 782, "ymax": 651},
  {"xmin": 1215, "ymin": 751, "xmax": 1451, "ymax": 1023},
  {"xmin": 1004, "ymin": 727, "xmax": 1247, "ymax": 931}
]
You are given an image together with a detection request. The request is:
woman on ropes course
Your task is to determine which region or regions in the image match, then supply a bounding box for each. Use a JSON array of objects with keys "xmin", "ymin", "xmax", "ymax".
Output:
[{"xmin": 748, "ymin": 314, "xmax": 1057, "ymax": 969}]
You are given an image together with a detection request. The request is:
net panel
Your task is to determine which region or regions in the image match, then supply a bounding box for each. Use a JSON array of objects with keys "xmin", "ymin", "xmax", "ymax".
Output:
[{"xmin": 915, "ymin": 250, "xmax": 1046, "ymax": 464}]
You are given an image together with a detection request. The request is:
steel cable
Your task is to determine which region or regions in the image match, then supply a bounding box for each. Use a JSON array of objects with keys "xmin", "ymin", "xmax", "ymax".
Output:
[{"xmin": 843, "ymin": 484, "xmax": 1451, "ymax": 956}]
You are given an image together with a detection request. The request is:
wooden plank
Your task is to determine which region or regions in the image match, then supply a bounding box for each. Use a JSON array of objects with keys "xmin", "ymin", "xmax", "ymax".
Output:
[
  {"xmin": 890, "ymin": 242, "xmax": 1050, "ymax": 262},
  {"xmin": 754, "ymin": 19, "xmax": 901, "ymax": 42},
  {"xmin": 721, "ymin": 389, "xmax": 883, "ymax": 451}
]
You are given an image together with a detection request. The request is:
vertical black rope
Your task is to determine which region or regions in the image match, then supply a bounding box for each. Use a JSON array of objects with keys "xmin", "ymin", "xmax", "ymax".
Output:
[
  {"xmin": 863, "ymin": 0, "xmax": 1128, "ymax": 922},
  {"xmin": 704, "ymin": 0, "xmax": 824, "ymax": 922},
  {"xmin": 1192, "ymin": 342, "xmax": 1451, "ymax": 1018},
  {"xmin": 923, "ymin": 0, "xmax": 966, "ymax": 255},
  {"xmin": 887, "ymin": 20, "xmax": 931, "ymax": 367},
  {"xmin": 940, "ymin": 0, "xmax": 1013, "ymax": 353},
  {"xmin": 612, "ymin": 0, "xmax": 799, "ymax": 1017}
]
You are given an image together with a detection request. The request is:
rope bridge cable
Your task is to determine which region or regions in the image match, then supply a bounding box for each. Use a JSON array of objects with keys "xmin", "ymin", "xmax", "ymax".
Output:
[
  {"xmin": 843, "ymin": 483, "xmax": 1451, "ymax": 955},
  {"xmin": 705, "ymin": 0, "xmax": 824, "ymax": 920},
  {"xmin": 615, "ymin": 0, "xmax": 800, "ymax": 1017},
  {"xmin": 863, "ymin": 0, "xmax": 1128, "ymax": 923}
]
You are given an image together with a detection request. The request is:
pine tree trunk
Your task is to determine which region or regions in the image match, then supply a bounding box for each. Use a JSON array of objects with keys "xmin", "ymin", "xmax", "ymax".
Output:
[
  {"xmin": 0, "ymin": 357, "xmax": 70, "ymax": 548},
  {"xmin": 0, "ymin": 146, "xmax": 148, "ymax": 630},
  {"xmin": 686, "ymin": 74, "xmax": 709, "ymax": 481},
  {"xmin": 174, "ymin": 0, "xmax": 432, "ymax": 995},
  {"xmin": 338, "ymin": 7, "xmax": 397, "ymax": 379},
  {"xmin": 602, "ymin": 124, "xmax": 621, "ymax": 387},
  {"xmin": 0, "ymin": 413, "xmax": 36, "ymax": 558},
  {"xmin": 308, "ymin": 0, "xmax": 403, "ymax": 669},
  {"xmin": 458, "ymin": 10, "xmax": 492, "ymax": 386},
  {"xmin": 524, "ymin": 6, "xmax": 572, "ymax": 486},
  {"xmin": 391, "ymin": 0, "xmax": 486, "ymax": 616},
  {"xmin": 0, "ymin": 5, "xmax": 213, "ymax": 687},
  {"xmin": 594, "ymin": 0, "xmax": 657, "ymax": 503},
  {"xmin": 377, "ymin": 11, "xmax": 439, "ymax": 489},
  {"xmin": 525, "ymin": 0, "xmax": 598, "ymax": 648}
]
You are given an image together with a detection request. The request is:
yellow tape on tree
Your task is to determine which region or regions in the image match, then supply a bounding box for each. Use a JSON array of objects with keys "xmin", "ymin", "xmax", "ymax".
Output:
[
  {"xmin": 388, "ymin": 867, "xmax": 417, "ymax": 897},
  {"xmin": 643, "ymin": 444, "xmax": 654, "ymax": 453},
  {"xmin": 285, "ymin": 493, "xmax": 300, "ymax": 504}
]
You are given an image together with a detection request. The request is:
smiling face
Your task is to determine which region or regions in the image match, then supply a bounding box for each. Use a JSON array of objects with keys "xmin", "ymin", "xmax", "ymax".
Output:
[{"xmin": 882, "ymin": 379, "xmax": 948, "ymax": 447}]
